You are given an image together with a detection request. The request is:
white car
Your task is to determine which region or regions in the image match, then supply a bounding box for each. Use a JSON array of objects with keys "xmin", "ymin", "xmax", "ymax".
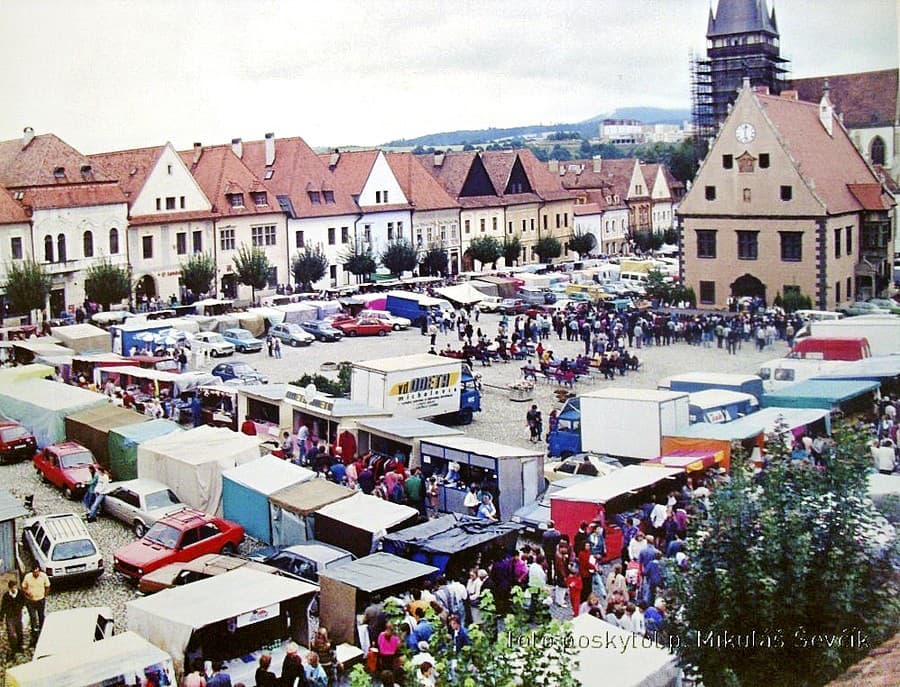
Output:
[
  {"xmin": 359, "ymin": 309, "xmax": 411, "ymax": 330},
  {"xmin": 477, "ymin": 296, "xmax": 503, "ymax": 313},
  {"xmin": 187, "ymin": 331, "xmax": 235, "ymax": 357}
]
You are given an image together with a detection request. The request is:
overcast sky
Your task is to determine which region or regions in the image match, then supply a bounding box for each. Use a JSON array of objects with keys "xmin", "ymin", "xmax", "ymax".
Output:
[{"xmin": 0, "ymin": 0, "xmax": 896, "ymax": 153}]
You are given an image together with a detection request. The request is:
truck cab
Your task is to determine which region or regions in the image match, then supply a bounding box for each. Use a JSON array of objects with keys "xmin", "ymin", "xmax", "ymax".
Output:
[{"xmin": 458, "ymin": 365, "xmax": 482, "ymax": 424}]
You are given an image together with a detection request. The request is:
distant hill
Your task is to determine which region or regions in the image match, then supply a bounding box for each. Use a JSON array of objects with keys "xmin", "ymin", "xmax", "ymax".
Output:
[{"xmin": 383, "ymin": 107, "xmax": 691, "ymax": 148}]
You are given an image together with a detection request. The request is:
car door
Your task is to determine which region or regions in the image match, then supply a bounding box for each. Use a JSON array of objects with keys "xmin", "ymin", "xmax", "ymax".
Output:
[{"xmin": 44, "ymin": 451, "xmax": 65, "ymax": 488}]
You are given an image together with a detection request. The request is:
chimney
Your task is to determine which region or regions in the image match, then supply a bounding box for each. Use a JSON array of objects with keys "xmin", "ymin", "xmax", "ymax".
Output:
[
  {"xmin": 434, "ymin": 151, "xmax": 445, "ymax": 167},
  {"xmin": 742, "ymin": 76, "xmax": 751, "ymax": 91},
  {"xmin": 193, "ymin": 142, "xmax": 202, "ymax": 164},
  {"xmin": 264, "ymin": 132, "xmax": 275, "ymax": 166},
  {"xmin": 819, "ymin": 79, "xmax": 834, "ymax": 137},
  {"xmin": 22, "ymin": 126, "xmax": 34, "ymax": 148},
  {"xmin": 780, "ymin": 90, "xmax": 799, "ymax": 100},
  {"xmin": 231, "ymin": 137, "xmax": 243, "ymax": 158},
  {"xmin": 592, "ymin": 155, "xmax": 602, "ymax": 173},
  {"xmin": 754, "ymin": 86, "xmax": 770, "ymax": 95},
  {"xmin": 548, "ymin": 159, "xmax": 559, "ymax": 173}
]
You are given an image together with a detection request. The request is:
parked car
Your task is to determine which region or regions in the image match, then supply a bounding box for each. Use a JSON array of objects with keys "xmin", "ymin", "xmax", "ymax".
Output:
[
  {"xmin": 269, "ymin": 322, "xmax": 315, "ymax": 347},
  {"xmin": 544, "ymin": 453, "xmax": 623, "ymax": 484},
  {"xmin": 841, "ymin": 301, "xmax": 890, "ymax": 317},
  {"xmin": 113, "ymin": 507, "xmax": 245, "ymax": 581},
  {"xmin": 322, "ymin": 313, "xmax": 355, "ymax": 327},
  {"xmin": 511, "ymin": 475, "xmax": 595, "ymax": 534},
  {"xmin": 21, "ymin": 513, "xmax": 104, "ymax": 582},
  {"xmin": 334, "ymin": 317, "xmax": 392, "ymax": 337},
  {"xmin": 99, "ymin": 478, "xmax": 185, "ymax": 537},
  {"xmin": 221, "ymin": 328, "xmax": 264, "ymax": 353},
  {"xmin": 525, "ymin": 304, "xmax": 554, "ymax": 319},
  {"xmin": 248, "ymin": 542, "xmax": 354, "ymax": 583},
  {"xmin": 476, "ymin": 296, "xmax": 503, "ymax": 313},
  {"xmin": 359, "ymin": 309, "xmax": 411, "ymax": 330},
  {"xmin": 866, "ymin": 298, "xmax": 900, "ymax": 315},
  {"xmin": 499, "ymin": 298, "xmax": 526, "ymax": 315},
  {"xmin": 33, "ymin": 442, "xmax": 98, "ymax": 499},
  {"xmin": 186, "ymin": 331, "xmax": 235, "ymax": 357},
  {"xmin": 299, "ymin": 320, "xmax": 343, "ymax": 342},
  {"xmin": 211, "ymin": 361, "xmax": 268, "ymax": 384},
  {"xmin": 137, "ymin": 553, "xmax": 281, "ymax": 595},
  {"xmin": 0, "ymin": 419, "xmax": 37, "ymax": 463}
]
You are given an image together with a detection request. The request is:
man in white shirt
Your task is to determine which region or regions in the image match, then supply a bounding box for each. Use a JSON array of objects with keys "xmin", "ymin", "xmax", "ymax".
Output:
[
  {"xmin": 649, "ymin": 501, "xmax": 668, "ymax": 539},
  {"xmin": 87, "ymin": 469, "xmax": 112, "ymax": 522}
]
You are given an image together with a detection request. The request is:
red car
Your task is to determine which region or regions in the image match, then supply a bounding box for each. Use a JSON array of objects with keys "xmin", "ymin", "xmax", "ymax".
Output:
[
  {"xmin": 0, "ymin": 420, "xmax": 37, "ymax": 463},
  {"xmin": 113, "ymin": 507, "xmax": 245, "ymax": 581},
  {"xmin": 33, "ymin": 442, "xmax": 98, "ymax": 499},
  {"xmin": 334, "ymin": 317, "xmax": 392, "ymax": 337}
]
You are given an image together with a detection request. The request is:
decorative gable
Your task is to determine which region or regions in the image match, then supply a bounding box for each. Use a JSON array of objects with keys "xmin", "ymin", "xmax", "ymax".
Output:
[
  {"xmin": 131, "ymin": 144, "xmax": 212, "ymax": 216},
  {"xmin": 627, "ymin": 162, "xmax": 649, "ymax": 198},
  {"xmin": 504, "ymin": 155, "xmax": 533, "ymax": 195},
  {"xmin": 358, "ymin": 151, "xmax": 408, "ymax": 207},
  {"xmin": 460, "ymin": 155, "xmax": 498, "ymax": 198}
]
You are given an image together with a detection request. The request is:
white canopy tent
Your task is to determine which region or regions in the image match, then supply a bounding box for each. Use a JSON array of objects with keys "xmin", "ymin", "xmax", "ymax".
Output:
[
  {"xmin": 434, "ymin": 283, "xmax": 485, "ymax": 305},
  {"xmin": 314, "ymin": 492, "xmax": 418, "ymax": 558}
]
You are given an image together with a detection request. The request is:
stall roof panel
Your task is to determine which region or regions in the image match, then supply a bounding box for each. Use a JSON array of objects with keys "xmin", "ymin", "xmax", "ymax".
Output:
[
  {"xmin": 581, "ymin": 387, "xmax": 689, "ymax": 402},
  {"xmin": 111, "ymin": 417, "xmax": 182, "ymax": 443},
  {"xmin": 238, "ymin": 383, "xmax": 288, "ymax": 402},
  {"xmin": 65, "ymin": 404, "xmax": 148, "ymax": 432},
  {"xmin": 0, "ymin": 363, "xmax": 54, "ymax": 385},
  {"xmin": 382, "ymin": 515, "xmax": 522, "ymax": 554},
  {"xmin": 222, "ymin": 455, "xmax": 314, "ymax": 495},
  {"xmin": 353, "ymin": 353, "xmax": 458, "ymax": 373},
  {"xmin": 268, "ymin": 479, "xmax": 355, "ymax": 515},
  {"xmin": 550, "ymin": 465, "xmax": 682, "ymax": 504},
  {"xmin": 0, "ymin": 378, "xmax": 106, "ymax": 412},
  {"xmin": 283, "ymin": 387, "xmax": 392, "ymax": 418},
  {"xmin": 689, "ymin": 389, "xmax": 758, "ymax": 410},
  {"xmin": 660, "ymin": 372, "xmax": 763, "ymax": 386},
  {"xmin": 317, "ymin": 552, "xmax": 437, "ymax": 593},
  {"xmin": 673, "ymin": 407, "xmax": 830, "ymax": 440},
  {"xmin": 434, "ymin": 284, "xmax": 485, "ymax": 305},
  {"xmin": 811, "ymin": 356, "xmax": 900, "ymax": 381},
  {"xmin": 420, "ymin": 435, "xmax": 543, "ymax": 459},
  {"xmin": 315, "ymin": 492, "xmax": 417, "ymax": 532},
  {"xmin": 0, "ymin": 488, "xmax": 26, "ymax": 521},
  {"xmin": 139, "ymin": 425, "xmax": 260, "ymax": 465},
  {"xmin": 761, "ymin": 379, "xmax": 880, "ymax": 409},
  {"xmin": 356, "ymin": 416, "xmax": 463, "ymax": 440}
]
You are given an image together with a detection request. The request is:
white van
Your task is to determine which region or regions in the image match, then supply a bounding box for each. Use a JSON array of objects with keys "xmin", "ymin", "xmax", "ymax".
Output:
[
  {"xmin": 619, "ymin": 271, "xmax": 649, "ymax": 294},
  {"xmin": 757, "ymin": 357, "xmax": 845, "ymax": 391},
  {"xmin": 794, "ymin": 310, "xmax": 844, "ymax": 322}
]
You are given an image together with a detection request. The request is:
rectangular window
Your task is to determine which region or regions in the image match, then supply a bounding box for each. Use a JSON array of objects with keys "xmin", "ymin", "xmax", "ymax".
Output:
[
  {"xmin": 846, "ymin": 227, "xmax": 852, "ymax": 256},
  {"xmin": 328, "ymin": 227, "xmax": 336, "ymax": 245},
  {"xmin": 164, "ymin": 195, "xmax": 176, "ymax": 209},
  {"xmin": 846, "ymin": 277, "xmax": 852, "ymax": 301},
  {"xmin": 705, "ymin": 186, "xmax": 716, "ymax": 201},
  {"xmin": 192, "ymin": 230, "xmax": 202, "ymax": 253},
  {"xmin": 834, "ymin": 227, "xmax": 842, "ymax": 258},
  {"xmin": 564, "ymin": 213, "xmax": 569, "ymax": 227},
  {"xmin": 696, "ymin": 230, "xmax": 717, "ymax": 258},
  {"xmin": 10, "ymin": 237, "xmax": 23, "ymax": 260},
  {"xmin": 220, "ymin": 228, "xmax": 235, "ymax": 251},
  {"xmin": 229, "ymin": 193, "xmax": 244, "ymax": 208},
  {"xmin": 364, "ymin": 225, "xmax": 371, "ymax": 243},
  {"xmin": 492, "ymin": 217, "xmax": 497, "ymax": 231},
  {"xmin": 508, "ymin": 221, "xmax": 513, "ymax": 233},
  {"xmin": 780, "ymin": 185, "xmax": 792, "ymax": 201},
  {"xmin": 308, "ymin": 191, "xmax": 321, "ymax": 204},
  {"xmin": 759, "ymin": 153, "xmax": 770, "ymax": 168},
  {"xmin": 530, "ymin": 218, "xmax": 535, "ymax": 231},
  {"xmin": 722, "ymin": 155, "xmax": 733, "ymax": 169},
  {"xmin": 180, "ymin": 196, "xmax": 186, "ymax": 209},
  {"xmin": 743, "ymin": 188, "xmax": 751, "ymax": 202},
  {"xmin": 555, "ymin": 213, "xmax": 561, "ymax": 229},
  {"xmin": 323, "ymin": 190, "xmax": 335, "ymax": 204},
  {"xmin": 440, "ymin": 225, "xmax": 447, "ymax": 241},
  {"xmin": 699, "ymin": 280, "xmax": 716, "ymax": 305},
  {"xmin": 383, "ymin": 190, "xmax": 388, "ymax": 203},
  {"xmin": 295, "ymin": 231, "xmax": 304, "ymax": 248},
  {"xmin": 329, "ymin": 264, "xmax": 337, "ymax": 282},
  {"xmin": 464, "ymin": 219, "xmax": 471, "ymax": 234},
  {"xmin": 252, "ymin": 191, "xmax": 268, "ymax": 206},
  {"xmin": 480, "ymin": 218, "xmax": 485, "ymax": 233},
  {"xmin": 341, "ymin": 227, "xmax": 349, "ymax": 244},
  {"xmin": 167, "ymin": 165, "xmax": 173, "ymax": 175},
  {"xmin": 737, "ymin": 231, "xmax": 758, "ymax": 260},
  {"xmin": 142, "ymin": 235, "xmax": 153, "ymax": 259},
  {"xmin": 176, "ymin": 232, "xmax": 187, "ymax": 255},
  {"xmin": 780, "ymin": 232, "xmax": 802, "ymax": 262},
  {"xmin": 387, "ymin": 222, "xmax": 394, "ymax": 241},
  {"xmin": 835, "ymin": 281, "xmax": 841, "ymax": 303},
  {"xmin": 251, "ymin": 225, "xmax": 276, "ymax": 247},
  {"xmin": 397, "ymin": 221, "xmax": 403, "ymax": 238},
  {"xmin": 155, "ymin": 198, "xmax": 161, "ymax": 211},
  {"xmin": 375, "ymin": 191, "xmax": 381, "ymax": 203}
]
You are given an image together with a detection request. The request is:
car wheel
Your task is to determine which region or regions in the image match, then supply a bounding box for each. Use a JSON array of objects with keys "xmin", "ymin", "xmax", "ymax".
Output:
[
  {"xmin": 37, "ymin": 467, "xmax": 47, "ymax": 483},
  {"xmin": 291, "ymin": 339, "xmax": 299, "ymax": 347},
  {"xmin": 211, "ymin": 350, "xmax": 219, "ymax": 358},
  {"xmin": 133, "ymin": 521, "xmax": 147, "ymax": 538},
  {"xmin": 458, "ymin": 407, "xmax": 474, "ymax": 425},
  {"xmin": 348, "ymin": 331, "xmax": 357, "ymax": 337},
  {"xmin": 377, "ymin": 330, "xmax": 386, "ymax": 337},
  {"xmin": 393, "ymin": 323, "xmax": 401, "ymax": 331},
  {"xmin": 221, "ymin": 542, "xmax": 236, "ymax": 555},
  {"xmin": 63, "ymin": 485, "xmax": 74, "ymax": 500}
]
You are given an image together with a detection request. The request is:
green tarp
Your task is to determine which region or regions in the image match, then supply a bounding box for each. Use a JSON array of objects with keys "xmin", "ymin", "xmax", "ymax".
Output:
[{"xmin": 107, "ymin": 418, "xmax": 182, "ymax": 480}]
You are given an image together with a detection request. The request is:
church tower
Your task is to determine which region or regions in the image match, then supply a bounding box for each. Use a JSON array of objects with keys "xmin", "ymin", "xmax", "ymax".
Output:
[{"xmin": 692, "ymin": 0, "xmax": 789, "ymax": 144}]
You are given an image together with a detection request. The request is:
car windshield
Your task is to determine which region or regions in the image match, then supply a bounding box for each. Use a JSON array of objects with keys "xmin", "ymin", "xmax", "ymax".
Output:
[
  {"xmin": 206, "ymin": 334, "xmax": 225, "ymax": 343},
  {"xmin": 284, "ymin": 324, "xmax": 302, "ymax": 333},
  {"xmin": 232, "ymin": 364, "xmax": 255, "ymax": 374},
  {"xmin": 52, "ymin": 539, "xmax": 97, "ymax": 561},
  {"xmin": 60, "ymin": 451, "xmax": 94, "ymax": 468},
  {"xmin": 145, "ymin": 489, "xmax": 180, "ymax": 511},
  {"xmin": 144, "ymin": 522, "xmax": 181, "ymax": 548},
  {"xmin": 233, "ymin": 331, "xmax": 252, "ymax": 339},
  {"xmin": 0, "ymin": 425, "xmax": 29, "ymax": 441}
]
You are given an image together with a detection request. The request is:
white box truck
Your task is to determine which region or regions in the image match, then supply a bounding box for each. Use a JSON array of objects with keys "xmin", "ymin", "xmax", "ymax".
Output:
[
  {"xmin": 580, "ymin": 388, "xmax": 690, "ymax": 460},
  {"xmin": 796, "ymin": 315, "xmax": 900, "ymax": 356},
  {"xmin": 350, "ymin": 353, "xmax": 482, "ymax": 424}
]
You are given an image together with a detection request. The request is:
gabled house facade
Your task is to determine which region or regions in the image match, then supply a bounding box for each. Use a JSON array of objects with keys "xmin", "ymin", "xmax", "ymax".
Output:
[
  {"xmin": 678, "ymin": 80, "xmax": 895, "ymax": 311},
  {"xmin": 557, "ymin": 157, "xmax": 632, "ymax": 255},
  {"xmin": 91, "ymin": 143, "xmax": 214, "ymax": 302},
  {"xmin": 0, "ymin": 185, "xmax": 32, "ymax": 316}
]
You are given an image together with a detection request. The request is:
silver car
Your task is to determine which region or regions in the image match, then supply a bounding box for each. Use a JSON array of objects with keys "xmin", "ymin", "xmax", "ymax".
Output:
[
  {"xmin": 269, "ymin": 322, "xmax": 315, "ymax": 347},
  {"xmin": 100, "ymin": 478, "xmax": 185, "ymax": 537}
]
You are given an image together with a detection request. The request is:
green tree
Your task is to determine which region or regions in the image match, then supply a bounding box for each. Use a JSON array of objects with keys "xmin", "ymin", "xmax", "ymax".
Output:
[
  {"xmin": 533, "ymin": 236, "xmax": 562, "ymax": 263},
  {"xmin": 84, "ymin": 259, "xmax": 131, "ymax": 311},
  {"xmin": 290, "ymin": 363, "xmax": 351, "ymax": 397},
  {"xmin": 291, "ymin": 244, "xmax": 329, "ymax": 291},
  {"xmin": 774, "ymin": 287, "xmax": 813, "ymax": 313},
  {"xmin": 341, "ymin": 241, "xmax": 377, "ymax": 283},
  {"xmin": 380, "ymin": 238, "xmax": 417, "ymax": 277},
  {"xmin": 568, "ymin": 230, "xmax": 596, "ymax": 258},
  {"xmin": 179, "ymin": 252, "xmax": 216, "ymax": 301},
  {"xmin": 672, "ymin": 421, "xmax": 900, "ymax": 687},
  {"xmin": 467, "ymin": 235, "xmax": 503, "ymax": 270},
  {"xmin": 669, "ymin": 138, "xmax": 700, "ymax": 184},
  {"xmin": 643, "ymin": 268, "xmax": 670, "ymax": 302},
  {"xmin": 502, "ymin": 235, "xmax": 522, "ymax": 267},
  {"xmin": 549, "ymin": 144, "xmax": 572, "ymax": 161},
  {"xmin": 419, "ymin": 246, "xmax": 448, "ymax": 277},
  {"xmin": 2, "ymin": 259, "xmax": 51, "ymax": 321},
  {"xmin": 232, "ymin": 244, "xmax": 272, "ymax": 303}
]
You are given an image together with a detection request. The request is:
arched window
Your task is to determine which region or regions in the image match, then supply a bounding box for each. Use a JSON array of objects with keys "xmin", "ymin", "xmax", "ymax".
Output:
[
  {"xmin": 870, "ymin": 136, "xmax": 886, "ymax": 166},
  {"xmin": 43, "ymin": 235, "xmax": 53, "ymax": 262},
  {"xmin": 57, "ymin": 234, "xmax": 67, "ymax": 262},
  {"xmin": 83, "ymin": 230, "xmax": 94, "ymax": 258},
  {"xmin": 109, "ymin": 227, "xmax": 119, "ymax": 254}
]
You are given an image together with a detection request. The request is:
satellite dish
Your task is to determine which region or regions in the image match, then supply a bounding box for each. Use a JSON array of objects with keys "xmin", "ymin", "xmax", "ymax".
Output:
[{"xmin": 305, "ymin": 383, "xmax": 318, "ymax": 401}]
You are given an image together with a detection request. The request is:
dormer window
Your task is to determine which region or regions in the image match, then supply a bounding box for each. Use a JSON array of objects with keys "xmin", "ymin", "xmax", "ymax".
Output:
[
  {"xmin": 13, "ymin": 191, "xmax": 24, "ymax": 200},
  {"xmin": 264, "ymin": 169, "xmax": 274, "ymax": 180},
  {"xmin": 308, "ymin": 191, "xmax": 321, "ymax": 204},
  {"xmin": 228, "ymin": 193, "xmax": 244, "ymax": 208},
  {"xmin": 53, "ymin": 167, "xmax": 65, "ymax": 179},
  {"xmin": 252, "ymin": 191, "xmax": 268, "ymax": 207},
  {"xmin": 323, "ymin": 190, "xmax": 335, "ymax": 204}
]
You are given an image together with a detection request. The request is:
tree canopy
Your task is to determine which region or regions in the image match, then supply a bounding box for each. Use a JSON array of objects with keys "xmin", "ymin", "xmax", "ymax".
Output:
[
  {"xmin": 502, "ymin": 235, "xmax": 522, "ymax": 267},
  {"xmin": 381, "ymin": 238, "xmax": 418, "ymax": 277},
  {"xmin": 467, "ymin": 235, "xmax": 503, "ymax": 270},
  {"xmin": 2, "ymin": 259, "xmax": 51, "ymax": 321},
  {"xmin": 533, "ymin": 236, "xmax": 562, "ymax": 263},
  {"xmin": 179, "ymin": 252, "xmax": 216, "ymax": 301},
  {"xmin": 232, "ymin": 244, "xmax": 272, "ymax": 301},
  {"xmin": 568, "ymin": 230, "xmax": 596, "ymax": 258},
  {"xmin": 419, "ymin": 246, "xmax": 448, "ymax": 277},
  {"xmin": 291, "ymin": 244, "xmax": 329, "ymax": 291},
  {"xmin": 341, "ymin": 241, "xmax": 377, "ymax": 282},
  {"xmin": 84, "ymin": 259, "xmax": 131, "ymax": 311}
]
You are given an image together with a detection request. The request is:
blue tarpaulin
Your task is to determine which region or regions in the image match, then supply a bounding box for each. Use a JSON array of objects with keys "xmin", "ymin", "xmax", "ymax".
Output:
[{"xmin": 760, "ymin": 379, "xmax": 880, "ymax": 410}]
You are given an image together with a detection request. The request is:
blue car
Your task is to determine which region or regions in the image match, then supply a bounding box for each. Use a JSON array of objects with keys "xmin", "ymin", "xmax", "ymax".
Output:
[
  {"xmin": 221, "ymin": 328, "xmax": 264, "ymax": 353},
  {"xmin": 298, "ymin": 320, "xmax": 343, "ymax": 342}
]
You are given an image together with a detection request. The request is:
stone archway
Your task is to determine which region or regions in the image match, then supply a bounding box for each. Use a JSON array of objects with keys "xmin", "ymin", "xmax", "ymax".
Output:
[
  {"xmin": 730, "ymin": 273, "xmax": 766, "ymax": 302},
  {"xmin": 134, "ymin": 274, "xmax": 157, "ymax": 301}
]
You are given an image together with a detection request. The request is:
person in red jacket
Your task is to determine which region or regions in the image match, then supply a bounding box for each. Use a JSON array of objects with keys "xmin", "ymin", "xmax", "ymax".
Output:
[{"xmin": 576, "ymin": 541, "xmax": 596, "ymax": 604}]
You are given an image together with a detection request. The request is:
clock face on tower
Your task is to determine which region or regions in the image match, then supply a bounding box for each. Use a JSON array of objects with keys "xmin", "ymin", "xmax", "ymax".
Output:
[{"xmin": 735, "ymin": 122, "xmax": 756, "ymax": 144}]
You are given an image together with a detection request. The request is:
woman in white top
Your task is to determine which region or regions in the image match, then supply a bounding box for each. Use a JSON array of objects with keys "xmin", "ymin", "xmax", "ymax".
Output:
[{"xmin": 466, "ymin": 568, "xmax": 484, "ymax": 626}]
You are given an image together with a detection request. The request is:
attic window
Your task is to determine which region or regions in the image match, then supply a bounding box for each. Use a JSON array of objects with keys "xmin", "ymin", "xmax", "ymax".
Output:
[
  {"xmin": 759, "ymin": 154, "xmax": 770, "ymax": 169},
  {"xmin": 228, "ymin": 193, "xmax": 244, "ymax": 208},
  {"xmin": 53, "ymin": 167, "xmax": 65, "ymax": 179},
  {"xmin": 722, "ymin": 155, "xmax": 733, "ymax": 169},
  {"xmin": 167, "ymin": 164, "xmax": 173, "ymax": 174},
  {"xmin": 252, "ymin": 191, "xmax": 268, "ymax": 206},
  {"xmin": 264, "ymin": 168, "xmax": 274, "ymax": 180},
  {"xmin": 308, "ymin": 191, "xmax": 321, "ymax": 204},
  {"xmin": 13, "ymin": 191, "xmax": 24, "ymax": 200},
  {"xmin": 323, "ymin": 190, "xmax": 335, "ymax": 204}
]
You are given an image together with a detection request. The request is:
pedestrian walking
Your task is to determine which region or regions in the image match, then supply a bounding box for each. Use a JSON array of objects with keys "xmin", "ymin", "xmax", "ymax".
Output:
[
  {"xmin": 1, "ymin": 580, "xmax": 25, "ymax": 658},
  {"xmin": 273, "ymin": 337, "xmax": 282, "ymax": 359},
  {"xmin": 21, "ymin": 566, "xmax": 50, "ymax": 641}
]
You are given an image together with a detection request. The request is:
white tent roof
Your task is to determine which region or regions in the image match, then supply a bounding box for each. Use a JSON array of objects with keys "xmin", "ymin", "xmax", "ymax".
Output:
[
  {"xmin": 126, "ymin": 567, "xmax": 318, "ymax": 664},
  {"xmin": 688, "ymin": 389, "xmax": 758, "ymax": 410},
  {"xmin": 421, "ymin": 435, "xmax": 544, "ymax": 459},
  {"xmin": 435, "ymin": 283, "xmax": 484, "ymax": 305},
  {"xmin": 551, "ymin": 465, "xmax": 682, "ymax": 504},
  {"xmin": 315, "ymin": 492, "xmax": 417, "ymax": 532},
  {"xmin": 568, "ymin": 614, "xmax": 680, "ymax": 687},
  {"xmin": 222, "ymin": 455, "xmax": 315, "ymax": 495}
]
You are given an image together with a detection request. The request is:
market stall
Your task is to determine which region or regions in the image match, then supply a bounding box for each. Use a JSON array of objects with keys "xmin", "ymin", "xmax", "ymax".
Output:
[
  {"xmin": 313, "ymin": 492, "xmax": 418, "ymax": 558},
  {"xmin": 688, "ymin": 389, "xmax": 758, "ymax": 424},
  {"xmin": 0, "ymin": 378, "xmax": 107, "ymax": 447},
  {"xmin": 108, "ymin": 320, "xmax": 173, "ymax": 355},
  {"xmin": 318, "ymin": 553, "xmax": 438, "ymax": 645},
  {"xmin": 137, "ymin": 425, "xmax": 261, "ymax": 514},
  {"xmin": 356, "ymin": 416, "xmax": 463, "ymax": 466},
  {"xmin": 284, "ymin": 385, "xmax": 392, "ymax": 452},
  {"xmin": 760, "ymin": 378, "xmax": 880, "ymax": 414},
  {"xmin": 276, "ymin": 302, "xmax": 319, "ymax": 324},
  {"xmin": 237, "ymin": 383, "xmax": 292, "ymax": 438},
  {"xmin": 222, "ymin": 455, "xmax": 315, "ymax": 543},
  {"xmin": 49, "ymin": 323, "xmax": 111, "ymax": 354},
  {"xmin": 268, "ymin": 479, "xmax": 355, "ymax": 546},
  {"xmin": 11, "ymin": 339, "xmax": 74, "ymax": 364},
  {"xmin": 64, "ymin": 405, "xmax": 148, "ymax": 470},
  {"xmin": 107, "ymin": 418, "xmax": 182, "ymax": 480},
  {"xmin": 418, "ymin": 436, "xmax": 544, "ymax": 519},
  {"xmin": 0, "ymin": 363, "xmax": 55, "ymax": 385},
  {"xmin": 434, "ymin": 283, "xmax": 484, "ymax": 306}
]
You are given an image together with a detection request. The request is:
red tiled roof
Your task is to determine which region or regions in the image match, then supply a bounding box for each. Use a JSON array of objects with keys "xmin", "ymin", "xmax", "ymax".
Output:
[
  {"xmin": 0, "ymin": 133, "xmax": 113, "ymax": 187},
  {"xmin": 20, "ymin": 182, "xmax": 127, "ymax": 210},
  {"xmin": 757, "ymin": 92, "xmax": 886, "ymax": 214},
  {"xmin": 790, "ymin": 69, "xmax": 899, "ymax": 129},
  {"xmin": 418, "ymin": 151, "xmax": 487, "ymax": 198},
  {"xmin": 0, "ymin": 186, "xmax": 29, "ymax": 224},
  {"xmin": 318, "ymin": 149, "xmax": 378, "ymax": 196},
  {"xmin": 847, "ymin": 183, "xmax": 893, "ymax": 211},
  {"xmin": 515, "ymin": 148, "xmax": 574, "ymax": 201},
  {"xmin": 179, "ymin": 145, "xmax": 280, "ymax": 218},
  {"xmin": 128, "ymin": 210, "xmax": 215, "ymax": 226},
  {"xmin": 385, "ymin": 152, "xmax": 458, "ymax": 211},
  {"xmin": 88, "ymin": 146, "xmax": 164, "ymax": 205}
]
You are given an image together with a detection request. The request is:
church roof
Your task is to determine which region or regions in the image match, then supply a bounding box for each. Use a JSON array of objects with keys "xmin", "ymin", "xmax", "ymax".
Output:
[
  {"xmin": 790, "ymin": 69, "xmax": 899, "ymax": 130},
  {"xmin": 708, "ymin": 0, "xmax": 778, "ymax": 38}
]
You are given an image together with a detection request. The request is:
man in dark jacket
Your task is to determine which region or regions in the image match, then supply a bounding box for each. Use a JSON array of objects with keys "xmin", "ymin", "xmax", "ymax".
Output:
[
  {"xmin": 280, "ymin": 641, "xmax": 308, "ymax": 686},
  {"xmin": 1, "ymin": 580, "xmax": 25, "ymax": 657},
  {"xmin": 541, "ymin": 521, "xmax": 562, "ymax": 581}
]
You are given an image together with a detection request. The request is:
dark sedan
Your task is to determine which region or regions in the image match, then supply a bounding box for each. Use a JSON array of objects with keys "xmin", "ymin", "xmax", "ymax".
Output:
[
  {"xmin": 299, "ymin": 320, "xmax": 344, "ymax": 342},
  {"xmin": 211, "ymin": 361, "xmax": 268, "ymax": 384}
]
